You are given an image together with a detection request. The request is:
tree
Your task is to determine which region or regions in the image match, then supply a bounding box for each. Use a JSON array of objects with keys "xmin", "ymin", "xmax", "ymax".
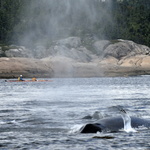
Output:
[{"xmin": 0, "ymin": 0, "xmax": 150, "ymax": 47}]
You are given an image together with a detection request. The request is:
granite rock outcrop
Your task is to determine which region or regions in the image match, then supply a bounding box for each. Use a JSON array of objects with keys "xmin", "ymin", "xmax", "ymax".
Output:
[{"xmin": 0, "ymin": 37, "xmax": 150, "ymax": 78}]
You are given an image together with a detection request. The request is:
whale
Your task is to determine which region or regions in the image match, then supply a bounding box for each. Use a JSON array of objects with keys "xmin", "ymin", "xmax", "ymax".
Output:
[
  {"xmin": 80, "ymin": 116, "xmax": 150, "ymax": 133},
  {"xmin": 82, "ymin": 111, "xmax": 102, "ymax": 120}
]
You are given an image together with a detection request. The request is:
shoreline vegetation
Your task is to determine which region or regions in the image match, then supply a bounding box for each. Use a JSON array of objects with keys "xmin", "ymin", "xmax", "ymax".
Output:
[{"xmin": 1, "ymin": 0, "xmax": 149, "ymax": 47}]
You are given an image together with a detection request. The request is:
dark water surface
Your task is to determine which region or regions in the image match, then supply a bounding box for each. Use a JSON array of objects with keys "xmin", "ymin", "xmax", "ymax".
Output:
[{"xmin": 0, "ymin": 77, "xmax": 150, "ymax": 150}]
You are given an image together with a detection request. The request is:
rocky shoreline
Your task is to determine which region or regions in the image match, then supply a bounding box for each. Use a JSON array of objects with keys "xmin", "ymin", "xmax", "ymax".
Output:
[{"xmin": 0, "ymin": 37, "xmax": 150, "ymax": 78}]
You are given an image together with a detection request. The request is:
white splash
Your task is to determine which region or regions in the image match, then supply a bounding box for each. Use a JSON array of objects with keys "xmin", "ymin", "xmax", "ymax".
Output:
[
  {"xmin": 118, "ymin": 107, "xmax": 137, "ymax": 133},
  {"xmin": 69, "ymin": 124, "xmax": 83, "ymax": 134}
]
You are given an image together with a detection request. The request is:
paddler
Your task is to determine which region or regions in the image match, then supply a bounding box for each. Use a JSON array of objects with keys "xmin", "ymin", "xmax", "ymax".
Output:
[
  {"xmin": 18, "ymin": 75, "xmax": 24, "ymax": 81},
  {"xmin": 32, "ymin": 77, "xmax": 37, "ymax": 81}
]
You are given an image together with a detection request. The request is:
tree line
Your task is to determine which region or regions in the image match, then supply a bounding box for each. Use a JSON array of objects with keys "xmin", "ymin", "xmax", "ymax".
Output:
[{"xmin": 0, "ymin": 0, "xmax": 149, "ymax": 47}]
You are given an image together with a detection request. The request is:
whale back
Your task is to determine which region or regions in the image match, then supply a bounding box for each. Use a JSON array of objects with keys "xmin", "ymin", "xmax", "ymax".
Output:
[
  {"xmin": 80, "ymin": 116, "xmax": 150, "ymax": 133},
  {"xmin": 131, "ymin": 117, "xmax": 150, "ymax": 128}
]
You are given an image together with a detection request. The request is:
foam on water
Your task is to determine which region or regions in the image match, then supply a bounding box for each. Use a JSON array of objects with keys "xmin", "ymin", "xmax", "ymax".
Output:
[{"xmin": 69, "ymin": 124, "xmax": 84, "ymax": 134}]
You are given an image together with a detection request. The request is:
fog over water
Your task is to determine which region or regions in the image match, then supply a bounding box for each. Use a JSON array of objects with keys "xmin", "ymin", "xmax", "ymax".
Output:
[{"xmin": 19, "ymin": 0, "xmax": 112, "ymax": 46}]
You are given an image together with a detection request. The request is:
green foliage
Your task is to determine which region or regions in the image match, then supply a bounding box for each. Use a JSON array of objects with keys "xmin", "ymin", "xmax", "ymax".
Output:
[
  {"xmin": 111, "ymin": 0, "xmax": 150, "ymax": 46},
  {"xmin": 0, "ymin": 0, "xmax": 149, "ymax": 47}
]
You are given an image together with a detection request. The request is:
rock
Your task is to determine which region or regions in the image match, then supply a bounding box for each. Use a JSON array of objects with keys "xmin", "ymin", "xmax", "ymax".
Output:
[
  {"xmin": 56, "ymin": 37, "xmax": 81, "ymax": 48},
  {"xmin": 118, "ymin": 55, "xmax": 150, "ymax": 68},
  {"xmin": 73, "ymin": 61, "xmax": 105, "ymax": 77},
  {"xmin": 0, "ymin": 47, "xmax": 5, "ymax": 57},
  {"xmin": 93, "ymin": 40, "xmax": 110, "ymax": 55},
  {"xmin": 48, "ymin": 45, "xmax": 96, "ymax": 62},
  {"xmin": 42, "ymin": 56, "xmax": 74, "ymax": 77},
  {"xmin": 32, "ymin": 45, "xmax": 48, "ymax": 59},
  {"xmin": 0, "ymin": 57, "xmax": 54, "ymax": 78},
  {"xmin": 141, "ymin": 56, "xmax": 150, "ymax": 68},
  {"xmin": 5, "ymin": 46, "xmax": 31, "ymax": 58},
  {"xmin": 1, "ymin": 37, "xmax": 150, "ymax": 78},
  {"xmin": 42, "ymin": 56, "xmax": 105, "ymax": 77},
  {"xmin": 103, "ymin": 40, "xmax": 150, "ymax": 59},
  {"xmin": 103, "ymin": 40, "xmax": 133, "ymax": 59},
  {"xmin": 99, "ymin": 56, "xmax": 118, "ymax": 66},
  {"xmin": 126, "ymin": 40, "xmax": 150, "ymax": 56}
]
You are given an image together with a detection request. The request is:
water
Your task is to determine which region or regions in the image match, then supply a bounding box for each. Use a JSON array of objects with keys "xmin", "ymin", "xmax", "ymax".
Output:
[{"xmin": 0, "ymin": 76, "xmax": 150, "ymax": 150}]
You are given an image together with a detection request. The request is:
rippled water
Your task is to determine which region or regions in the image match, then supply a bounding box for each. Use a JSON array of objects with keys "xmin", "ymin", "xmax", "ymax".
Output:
[{"xmin": 0, "ymin": 76, "xmax": 150, "ymax": 150}]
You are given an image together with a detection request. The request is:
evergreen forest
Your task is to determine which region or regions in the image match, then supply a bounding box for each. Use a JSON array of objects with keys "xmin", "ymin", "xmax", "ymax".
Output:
[{"xmin": 0, "ymin": 0, "xmax": 150, "ymax": 47}]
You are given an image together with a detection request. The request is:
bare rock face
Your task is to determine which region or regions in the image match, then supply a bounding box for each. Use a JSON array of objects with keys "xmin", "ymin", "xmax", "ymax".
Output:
[
  {"xmin": 42, "ymin": 56, "xmax": 75, "ymax": 77},
  {"xmin": 48, "ymin": 37, "xmax": 96, "ymax": 62},
  {"xmin": 56, "ymin": 37, "xmax": 81, "ymax": 48},
  {"xmin": 102, "ymin": 40, "xmax": 150, "ymax": 59},
  {"xmin": 93, "ymin": 40, "xmax": 110, "ymax": 55},
  {"xmin": 0, "ymin": 57, "xmax": 54, "ymax": 78},
  {"xmin": 1, "ymin": 37, "xmax": 150, "ymax": 78},
  {"xmin": 118, "ymin": 55, "xmax": 150, "ymax": 68},
  {"xmin": 0, "ymin": 47, "xmax": 5, "ymax": 57},
  {"xmin": 31, "ymin": 45, "xmax": 50, "ymax": 59},
  {"xmin": 48, "ymin": 45, "xmax": 95, "ymax": 62},
  {"xmin": 4, "ymin": 46, "xmax": 31, "ymax": 58}
]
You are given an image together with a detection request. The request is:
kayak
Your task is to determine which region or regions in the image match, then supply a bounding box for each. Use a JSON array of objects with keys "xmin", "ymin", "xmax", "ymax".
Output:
[{"xmin": 5, "ymin": 79, "xmax": 52, "ymax": 82}]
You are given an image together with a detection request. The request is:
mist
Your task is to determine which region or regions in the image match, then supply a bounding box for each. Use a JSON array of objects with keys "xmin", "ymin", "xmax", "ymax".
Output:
[{"xmin": 17, "ymin": 0, "xmax": 113, "ymax": 47}]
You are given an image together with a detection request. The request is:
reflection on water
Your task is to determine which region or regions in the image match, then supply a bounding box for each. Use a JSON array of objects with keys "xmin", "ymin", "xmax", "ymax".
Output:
[{"xmin": 0, "ymin": 76, "xmax": 150, "ymax": 149}]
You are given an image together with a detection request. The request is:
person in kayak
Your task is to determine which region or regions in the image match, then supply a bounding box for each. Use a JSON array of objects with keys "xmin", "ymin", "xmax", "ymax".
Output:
[
  {"xmin": 18, "ymin": 75, "xmax": 24, "ymax": 81},
  {"xmin": 32, "ymin": 77, "xmax": 37, "ymax": 81}
]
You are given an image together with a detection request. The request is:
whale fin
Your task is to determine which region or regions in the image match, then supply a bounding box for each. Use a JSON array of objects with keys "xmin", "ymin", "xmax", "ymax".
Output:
[{"xmin": 108, "ymin": 105, "xmax": 127, "ymax": 113}]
